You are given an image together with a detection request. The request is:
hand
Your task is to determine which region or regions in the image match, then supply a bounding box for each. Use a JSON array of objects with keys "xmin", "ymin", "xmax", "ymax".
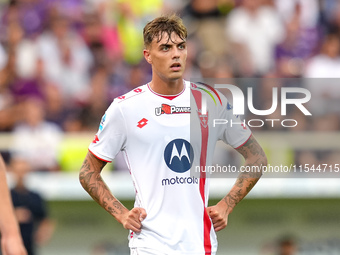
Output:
[
  {"xmin": 1, "ymin": 234, "xmax": 27, "ymax": 255},
  {"xmin": 207, "ymin": 201, "xmax": 230, "ymax": 232},
  {"xmin": 120, "ymin": 207, "xmax": 147, "ymax": 233}
]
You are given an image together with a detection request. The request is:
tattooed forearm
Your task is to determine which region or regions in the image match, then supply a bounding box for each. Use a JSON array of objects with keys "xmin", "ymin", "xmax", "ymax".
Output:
[
  {"xmin": 107, "ymin": 201, "xmax": 126, "ymax": 215},
  {"xmin": 237, "ymin": 135, "xmax": 266, "ymax": 160},
  {"xmin": 79, "ymin": 152, "xmax": 127, "ymax": 219},
  {"xmin": 224, "ymin": 189, "xmax": 243, "ymax": 212},
  {"xmin": 223, "ymin": 135, "xmax": 267, "ymax": 212},
  {"xmin": 236, "ymin": 135, "xmax": 267, "ymax": 178}
]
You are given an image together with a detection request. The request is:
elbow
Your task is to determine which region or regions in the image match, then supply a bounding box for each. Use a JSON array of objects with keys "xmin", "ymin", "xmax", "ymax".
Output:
[
  {"xmin": 79, "ymin": 168, "xmax": 87, "ymax": 190},
  {"xmin": 79, "ymin": 170, "xmax": 84, "ymax": 188},
  {"xmin": 259, "ymin": 154, "xmax": 267, "ymax": 177}
]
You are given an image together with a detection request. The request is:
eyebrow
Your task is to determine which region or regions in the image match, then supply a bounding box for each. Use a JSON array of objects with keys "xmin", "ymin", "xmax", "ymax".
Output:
[
  {"xmin": 159, "ymin": 43, "xmax": 171, "ymax": 48},
  {"xmin": 158, "ymin": 41, "xmax": 186, "ymax": 48}
]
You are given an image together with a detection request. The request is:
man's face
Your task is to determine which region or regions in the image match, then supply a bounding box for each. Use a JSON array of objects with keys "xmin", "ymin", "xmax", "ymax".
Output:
[{"xmin": 144, "ymin": 32, "xmax": 187, "ymax": 82}]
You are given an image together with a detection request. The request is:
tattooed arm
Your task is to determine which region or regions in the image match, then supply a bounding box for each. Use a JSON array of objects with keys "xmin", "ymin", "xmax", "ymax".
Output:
[
  {"xmin": 207, "ymin": 134, "xmax": 267, "ymax": 232},
  {"xmin": 79, "ymin": 152, "xmax": 146, "ymax": 232}
]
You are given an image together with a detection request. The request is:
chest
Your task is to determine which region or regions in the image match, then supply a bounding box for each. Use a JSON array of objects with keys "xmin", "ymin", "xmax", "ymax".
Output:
[{"xmin": 123, "ymin": 99, "xmax": 191, "ymax": 145}]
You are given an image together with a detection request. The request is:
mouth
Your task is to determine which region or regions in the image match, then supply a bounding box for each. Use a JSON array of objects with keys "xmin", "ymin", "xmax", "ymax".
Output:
[{"xmin": 170, "ymin": 63, "xmax": 181, "ymax": 71}]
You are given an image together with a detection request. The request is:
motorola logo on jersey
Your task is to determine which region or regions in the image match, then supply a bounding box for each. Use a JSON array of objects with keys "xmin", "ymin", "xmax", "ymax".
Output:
[{"xmin": 164, "ymin": 139, "xmax": 194, "ymax": 173}]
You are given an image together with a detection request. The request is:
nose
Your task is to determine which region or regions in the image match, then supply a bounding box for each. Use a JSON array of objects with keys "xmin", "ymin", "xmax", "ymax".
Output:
[{"xmin": 172, "ymin": 47, "xmax": 180, "ymax": 59}]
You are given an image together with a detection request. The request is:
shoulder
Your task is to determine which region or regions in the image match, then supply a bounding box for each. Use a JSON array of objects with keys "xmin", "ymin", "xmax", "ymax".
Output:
[
  {"xmin": 112, "ymin": 84, "xmax": 148, "ymax": 105},
  {"xmin": 104, "ymin": 84, "xmax": 149, "ymax": 118},
  {"xmin": 190, "ymin": 81, "xmax": 224, "ymax": 106}
]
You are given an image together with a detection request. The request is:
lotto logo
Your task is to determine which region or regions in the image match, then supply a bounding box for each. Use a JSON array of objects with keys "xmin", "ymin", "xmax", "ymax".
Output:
[
  {"xmin": 92, "ymin": 135, "xmax": 99, "ymax": 144},
  {"xmin": 137, "ymin": 118, "xmax": 148, "ymax": 128}
]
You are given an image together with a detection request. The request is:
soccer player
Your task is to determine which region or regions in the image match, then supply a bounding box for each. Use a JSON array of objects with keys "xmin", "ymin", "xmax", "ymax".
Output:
[
  {"xmin": 80, "ymin": 14, "xmax": 266, "ymax": 255},
  {"xmin": 0, "ymin": 154, "xmax": 27, "ymax": 255}
]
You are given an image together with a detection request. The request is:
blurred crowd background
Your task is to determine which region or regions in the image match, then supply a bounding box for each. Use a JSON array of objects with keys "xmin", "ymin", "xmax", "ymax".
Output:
[
  {"xmin": 1, "ymin": 0, "xmax": 340, "ymax": 173},
  {"xmin": 0, "ymin": 0, "xmax": 340, "ymax": 254}
]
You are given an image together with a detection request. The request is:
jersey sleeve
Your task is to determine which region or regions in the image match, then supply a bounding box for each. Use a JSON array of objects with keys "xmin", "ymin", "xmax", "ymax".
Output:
[
  {"xmin": 218, "ymin": 95, "xmax": 252, "ymax": 148},
  {"xmin": 88, "ymin": 99, "xmax": 127, "ymax": 162}
]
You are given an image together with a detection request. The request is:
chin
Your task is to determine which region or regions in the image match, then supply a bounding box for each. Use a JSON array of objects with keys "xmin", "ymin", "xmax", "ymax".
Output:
[{"xmin": 168, "ymin": 73, "xmax": 183, "ymax": 81}]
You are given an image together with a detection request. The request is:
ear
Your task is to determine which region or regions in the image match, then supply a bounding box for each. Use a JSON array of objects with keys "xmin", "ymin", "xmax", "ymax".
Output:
[{"xmin": 143, "ymin": 49, "xmax": 152, "ymax": 64}]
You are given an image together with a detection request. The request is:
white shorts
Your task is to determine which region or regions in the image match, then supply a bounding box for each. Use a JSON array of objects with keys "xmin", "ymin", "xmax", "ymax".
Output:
[{"xmin": 130, "ymin": 247, "xmax": 216, "ymax": 255}]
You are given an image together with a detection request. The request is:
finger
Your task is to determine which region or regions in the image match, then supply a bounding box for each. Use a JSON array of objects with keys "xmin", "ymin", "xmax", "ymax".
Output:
[
  {"xmin": 213, "ymin": 219, "xmax": 227, "ymax": 232},
  {"xmin": 211, "ymin": 214, "xmax": 223, "ymax": 224},
  {"xmin": 139, "ymin": 208, "xmax": 147, "ymax": 222},
  {"xmin": 214, "ymin": 225, "xmax": 225, "ymax": 232},
  {"xmin": 214, "ymin": 222, "xmax": 227, "ymax": 232},
  {"xmin": 126, "ymin": 218, "xmax": 143, "ymax": 232},
  {"xmin": 131, "ymin": 224, "xmax": 142, "ymax": 233},
  {"xmin": 127, "ymin": 208, "xmax": 147, "ymax": 232},
  {"xmin": 128, "ymin": 214, "xmax": 142, "ymax": 226},
  {"xmin": 211, "ymin": 217, "xmax": 221, "ymax": 225},
  {"xmin": 128, "ymin": 223, "xmax": 142, "ymax": 233}
]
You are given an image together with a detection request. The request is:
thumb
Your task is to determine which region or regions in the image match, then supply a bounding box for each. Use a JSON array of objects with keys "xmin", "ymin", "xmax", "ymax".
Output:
[{"xmin": 138, "ymin": 208, "xmax": 147, "ymax": 222}]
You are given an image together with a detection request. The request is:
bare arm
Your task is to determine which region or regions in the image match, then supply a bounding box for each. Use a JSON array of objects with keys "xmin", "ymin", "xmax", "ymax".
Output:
[
  {"xmin": 79, "ymin": 152, "xmax": 146, "ymax": 232},
  {"xmin": 0, "ymin": 155, "xmax": 27, "ymax": 255},
  {"xmin": 34, "ymin": 218, "xmax": 55, "ymax": 246},
  {"xmin": 223, "ymin": 134, "xmax": 266, "ymax": 212},
  {"xmin": 208, "ymin": 134, "xmax": 267, "ymax": 231}
]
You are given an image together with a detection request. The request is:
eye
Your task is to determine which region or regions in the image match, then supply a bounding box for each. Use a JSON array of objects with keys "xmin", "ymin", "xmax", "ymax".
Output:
[
  {"xmin": 162, "ymin": 45, "xmax": 170, "ymax": 51},
  {"xmin": 178, "ymin": 44, "xmax": 186, "ymax": 50}
]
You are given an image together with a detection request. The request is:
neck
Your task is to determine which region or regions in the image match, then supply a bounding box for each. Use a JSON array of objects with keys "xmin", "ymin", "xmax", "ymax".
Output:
[{"xmin": 149, "ymin": 76, "xmax": 184, "ymax": 95}]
